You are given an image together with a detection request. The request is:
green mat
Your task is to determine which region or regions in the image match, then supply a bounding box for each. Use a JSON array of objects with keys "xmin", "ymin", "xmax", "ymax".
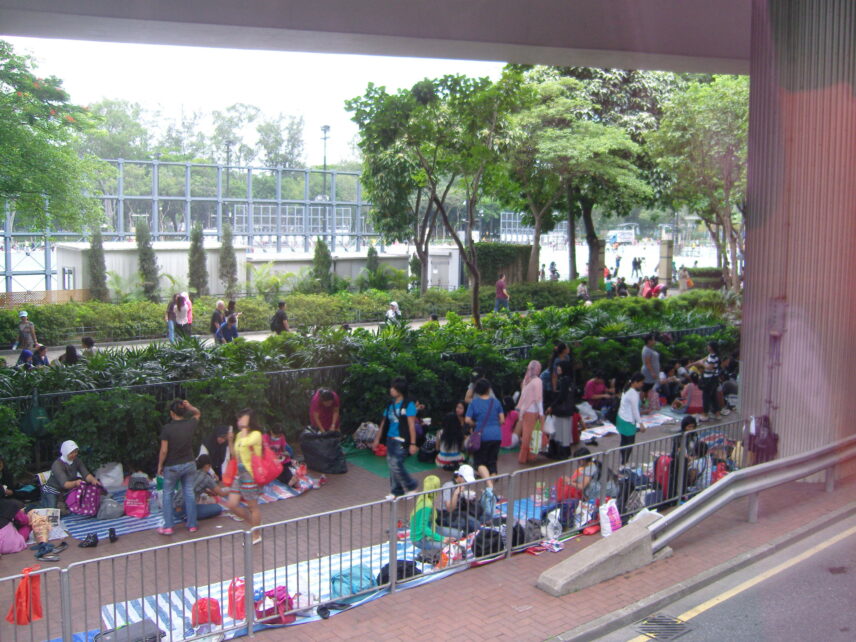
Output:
[{"xmin": 345, "ymin": 446, "xmax": 441, "ymax": 478}]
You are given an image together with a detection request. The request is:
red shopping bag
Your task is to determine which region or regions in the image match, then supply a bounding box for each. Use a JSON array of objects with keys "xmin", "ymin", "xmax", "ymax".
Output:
[
  {"xmin": 6, "ymin": 566, "xmax": 43, "ymax": 625},
  {"xmin": 222, "ymin": 458, "xmax": 238, "ymax": 486},
  {"xmin": 227, "ymin": 578, "xmax": 245, "ymax": 620},
  {"xmin": 252, "ymin": 447, "xmax": 283, "ymax": 487},
  {"xmin": 191, "ymin": 597, "xmax": 223, "ymax": 626},
  {"xmin": 124, "ymin": 489, "xmax": 150, "ymax": 518}
]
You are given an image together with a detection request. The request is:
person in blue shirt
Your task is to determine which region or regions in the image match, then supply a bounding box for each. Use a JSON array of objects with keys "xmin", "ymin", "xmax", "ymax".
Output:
[
  {"xmin": 215, "ymin": 315, "xmax": 239, "ymax": 343},
  {"xmin": 373, "ymin": 377, "xmax": 419, "ymax": 498},
  {"xmin": 465, "ymin": 378, "xmax": 505, "ymax": 474}
]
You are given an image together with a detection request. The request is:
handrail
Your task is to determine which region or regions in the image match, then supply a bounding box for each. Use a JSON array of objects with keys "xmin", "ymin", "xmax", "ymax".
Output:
[{"xmin": 649, "ymin": 433, "xmax": 856, "ymax": 552}]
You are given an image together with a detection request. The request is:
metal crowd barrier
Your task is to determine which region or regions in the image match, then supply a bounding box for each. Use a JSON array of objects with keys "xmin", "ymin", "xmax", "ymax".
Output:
[{"xmin": 0, "ymin": 418, "xmax": 747, "ymax": 641}]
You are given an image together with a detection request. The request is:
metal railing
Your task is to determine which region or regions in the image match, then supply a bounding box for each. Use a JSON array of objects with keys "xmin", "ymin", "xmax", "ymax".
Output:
[
  {"xmin": 0, "ymin": 418, "xmax": 749, "ymax": 640},
  {"xmin": 650, "ymin": 433, "xmax": 856, "ymax": 552}
]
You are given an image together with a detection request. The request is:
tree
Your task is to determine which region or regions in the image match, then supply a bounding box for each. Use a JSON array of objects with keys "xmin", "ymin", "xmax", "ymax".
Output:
[
  {"xmin": 188, "ymin": 222, "xmax": 209, "ymax": 296},
  {"xmin": 136, "ymin": 219, "xmax": 159, "ymax": 302},
  {"xmin": 88, "ymin": 227, "xmax": 109, "ymax": 302},
  {"xmin": 348, "ymin": 72, "xmax": 526, "ymax": 325},
  {"xmin": 210, "ymin": 103, "xmax": 260, "ymax": 165},
  {"xmin": 365, "ymin": 245, "xmax": 380, "ymax": 273},
  {"xmin": 313, "ymin": 239, "xmax": 333, "ymax": 293},
  {"xmin": 409, "ymin": 253, "xmax": 422, "ymax": 291},
  {"xmin": 647, "ymin": 75, "xmax": 748, "ymax": 291},
  {"xmin": 256, "ymin": 114, "xmax": 304, "ymax": 168},
  {"xmin": 0, "ymin": 40, "xmax": 105, "ymax": 232},
  {"xmin": 219, "ymin": 223, "xmax": 238, "ymax": 298}
]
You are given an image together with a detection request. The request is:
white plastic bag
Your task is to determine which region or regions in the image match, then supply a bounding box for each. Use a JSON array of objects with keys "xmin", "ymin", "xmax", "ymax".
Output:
[
  {"xmin": 545, "ymin": 508, "xmax": 562, "ymax": 540},
  {"xmin": 95, "ymin": 462, "xmax": 124, "ymax": 492},
  {"xmin": 598, "ymin": 498, "xmax": 622, "ymax": 537},
  {"xmin": 542, "ymin": 415, "xmax": 556, "ymax": 436},
  {"xmin": 577, "ymin": 402, "xmax": 598, "ymax": 423}
]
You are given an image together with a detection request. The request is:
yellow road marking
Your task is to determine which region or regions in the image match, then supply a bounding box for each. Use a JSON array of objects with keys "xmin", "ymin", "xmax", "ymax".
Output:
[{"xmin": 626, "ymin": 523, "xmax": 856, "ymax": 641}]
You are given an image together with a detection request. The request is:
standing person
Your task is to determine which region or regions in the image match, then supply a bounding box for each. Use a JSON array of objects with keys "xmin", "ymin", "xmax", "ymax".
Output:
[
  {"xmin": 549, "ymin": 262, "xmax": 560, "ymax": 281},
  {"xmin": 465, "ymin": 378, "xmax": 505, "ymax": 474},
  {"xmin": 678, "ymin": 266, "xmax": 690, "ymax": 293},
  {"xmin": 226, "ymin": 300, "xmax": 241, "ymax": 328},
  {"xmin": 614, "ymin": 254, "xmax": 622, "ymax": 277},
  {"xmin": 516, "ymin": 360, "xmax": 544, "ymax": 464},
  {"xmin": 693, "ymin": 341, "xmax": 723, "ymax": 421},
  {"xmin": 617, "ymin": 373, "xmax": 646, "ymax": 465},
  {"xmin": 640, "ymin": 334, "xmax": 660, "ymax": 395},
  {"xmin": 16, "ymin": 311, "xmax": 37, "ymax": 350},
  {"xmin": 372, "ymin": 377, "xmax": 419, "ymax": 499},
  {"xmin": 157, "ymin": 399, "xmax": 202, "ymax": 536},
  {"xmin": 270, "ymin": 301, "xmax": 290, "ymax": 334},
  {"xmin": 165, "ymin": 295, "xmax": 178, "ymax": 344},
  {"xmin": 494, "ymin": 273, "xmax": 510, "ymax": 312},
  {"xmin": 309, "ymin": 388, "xmax": 340, "ymax": 432},
  {"xmin": 210, "ymin": 300, "xmax": 226, "ymax": 344},
  {"xmin": 174, "ymin": 294, "xmax": 190, "ymax": 339},
  {"xmin": 214, "ymin": 315, "xmax": 239, "ymax": 343},
  {"xmin": 545, "ymin": 360, "xmax": 576, "ymax": 452},
  {"xmin": 226, "ymin": 409, "xmax": 264, "ymax": 544},
  {"xmin": 182, "ymin": 291, "xmax": 194, "ymax": 327},
  {"xmin": 385, "ymin": 301, "xmax": 402, "ymax": 324},
  {"xmin": 617, "ymin": 277, "xmax": 629, "ymax": 297},
  {"xmin": 541, "ymin": 342, "xmax": 571, "ymax": 404},
  {"xmin": 81, "ymin": 337, "xmax": 98, "ymax": 358},
  {"xmin": 539, "ymin": 264, "xmax": 546, "ymax": 281}
]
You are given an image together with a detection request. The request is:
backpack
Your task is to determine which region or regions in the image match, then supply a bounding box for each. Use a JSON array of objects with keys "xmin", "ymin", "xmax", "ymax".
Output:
[
  {"xmin": 93, "ymin": 618, "xmax": 165, "ymax": 642},
  {"xmin": 269, "ymin": 313, "xmax": 280, "ymax": 333},
  {"xmin": 376, "ymin": 560, "xmax": 422, "ymax": 586},
  {"xmin": 353, "ymin": 422, "xmax": 379, "ymax": 449},
  {"xmin": 330, "ymin": 565, "xmax": 377, "ymax": 602},
  {"xmin": 417, "ymin": 435, "xmax": 437, "ymax": 462},
  {"xmin": 523, "ymin": 518, "xmax": 542, "ymax": 544},
  {"xmin": 473, "ymin": 528, "xmax": 504, "ymax": 558}
]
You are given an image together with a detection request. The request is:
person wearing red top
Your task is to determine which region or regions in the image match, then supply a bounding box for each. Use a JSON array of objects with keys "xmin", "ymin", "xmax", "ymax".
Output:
[
  {"xmin": 309, "ymin": 389, "xmax": 340, "ymax": 432},
  {"xmin": 494, "ymin": 273, "xmax": 510, "ymax": 312},
  {"xmin": 583, "ymin": 373, "xmax": 617, "ymax": 411}
]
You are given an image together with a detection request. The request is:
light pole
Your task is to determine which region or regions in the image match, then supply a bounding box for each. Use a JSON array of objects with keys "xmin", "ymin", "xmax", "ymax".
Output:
[
  {"xmin": 225, "ymin": 139, "xmax": 235, "ymax": 225},
  {"xmin": 321, "ymin": 125, "xmax": 330, "ymax": 197}
]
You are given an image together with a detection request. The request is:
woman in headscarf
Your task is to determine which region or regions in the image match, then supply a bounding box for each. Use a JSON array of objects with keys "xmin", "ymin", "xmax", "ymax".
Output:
[
  {"xmin": 41, "ymin": 440, "xmax": 100, "ymax": 508},
  {"xmin": 15, "ymin": 349, "xmax": 34, "ymax": 370},
  {"xmin": 409, "ymin": 475, "xmax": 462, "ymax": 555},
  {"xmin": 515, "ymin": 360, "xmax": 544, "ymax": 464},
  {"xmin": 199, "ymin": 425, "xmax": 231, "ymax": 479}
]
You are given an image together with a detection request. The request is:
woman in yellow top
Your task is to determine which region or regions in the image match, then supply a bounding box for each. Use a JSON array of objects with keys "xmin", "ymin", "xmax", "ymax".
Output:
[{"xmin": 227, "ymin": 408, "xmax": 264, "ymax": 543}]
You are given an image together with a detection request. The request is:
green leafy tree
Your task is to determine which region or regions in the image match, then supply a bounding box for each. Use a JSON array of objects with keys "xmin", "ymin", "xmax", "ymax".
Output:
[
  {"xmin": 365, "ymin": 245, "xmax": 380, "ymax": 273},
  {"xmin": 0, "ymin": 40, "xmax": 105, "ymax": 232},
  {"xmin": 313, "ymin": 239, "xmax": 333, "ymax": 293},
  {"xmin": 256, "ymin": 114, "xmax": 304, "ymax": 168},
  {"xmin": 188, "ymin": 222, "xmax": 209, "ymax": 296},
  {"xmin": 647, "ymin": 75, "xmax": 748, "ymax": 291},
  {"xmin": 136, "ymin": 218, "xmax": 160, "ymax": 302},
  {"xmin": 409, "ymin": 253, "xmax": 422, "ymax": 291},
  {"xmin": 219, "ymin": 223, "xmax": 238, "ymax": 298},
  {"xmin": 88, "ymin": 226, "xmax": 109, "ymax": 302}
]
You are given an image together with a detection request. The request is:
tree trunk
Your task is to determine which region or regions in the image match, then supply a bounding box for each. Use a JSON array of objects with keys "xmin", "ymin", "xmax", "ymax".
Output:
[
  {"xmin": 416, "ymin": 245, "xmax": 430, "ymax": 295},
  {"xmin": 581, "ymin": 203, "xmax": 600, "ymax": 292},
  {"xmin": 528, "ymin": 213, "xmax": 543, "ymax": 282},
  {"xmin": 567, "ymin": 184, "xmax": 578, "ymax": 280}
]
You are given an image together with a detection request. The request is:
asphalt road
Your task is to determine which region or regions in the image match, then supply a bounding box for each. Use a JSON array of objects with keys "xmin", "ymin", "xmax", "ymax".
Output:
[{"xmin": 601, "ymin": 514, "xmax": 856, "ymax": 642}]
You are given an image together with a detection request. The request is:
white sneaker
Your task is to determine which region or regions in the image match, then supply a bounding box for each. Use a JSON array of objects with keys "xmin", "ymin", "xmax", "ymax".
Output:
[
  {"xmin": 225, "ymin": 512, "xmax": 244, "ymax": 522},
  {"xmin": 721, "ymin": 408, "xmax": 732, "ymax": 416},
  {"xmin": 384, "ymin": 494, "xmax": 396, "ymax": 500}
]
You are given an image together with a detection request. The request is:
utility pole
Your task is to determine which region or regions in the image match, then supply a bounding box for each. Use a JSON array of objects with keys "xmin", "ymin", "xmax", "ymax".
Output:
[
  {"xmin": 225, "ymin": 140, "xmax": 234, "ymax": 225},
  {"xmin": 321, "ymin": 125, "xmax": 330, "ymax": 197}
]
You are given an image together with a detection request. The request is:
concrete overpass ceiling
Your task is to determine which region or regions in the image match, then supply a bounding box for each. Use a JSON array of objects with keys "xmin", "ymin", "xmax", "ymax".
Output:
[{"xmin": 0, "ymin": 0, "xmax": 750, "ymax": 73}]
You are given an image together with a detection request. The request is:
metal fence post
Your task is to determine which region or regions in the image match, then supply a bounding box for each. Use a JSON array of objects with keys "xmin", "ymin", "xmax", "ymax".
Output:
[
  {"xmin": 243, "ymin": 531, "xmax": 256, "ymax": 637},
  {"xmin": 387, "ymin": 498, "xmax": 398, "ymax": 593},
  {"xmin": 505, "ymin": 473, "xmax": 519, "ymax": 557},
  {"xmin": 674, "ymin": 433, "xmax": 688, "ymax": 503},
  {"xmin": 598, "ymin": 451, "xmax": 608, "ymax": 507},
  {"xmin": 747, "ymin": 493, "xmax": 760, "ymax": 523},
  {"xmin": 60, "ymin": 568, "xmax": 73, "ymax": 642},
  {"xmin": 825, "ymin": 466, "xmax": 836, "ymax": 493}
]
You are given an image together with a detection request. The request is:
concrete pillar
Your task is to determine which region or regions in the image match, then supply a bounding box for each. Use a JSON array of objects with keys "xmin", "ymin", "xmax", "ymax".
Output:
[
  {"xmin": 742, "ymin": 1, "xmax": 856, "ymax": 458},
  {"xmin": 658, "ymin": 239, "xmax": 673, "ymax": 285}
]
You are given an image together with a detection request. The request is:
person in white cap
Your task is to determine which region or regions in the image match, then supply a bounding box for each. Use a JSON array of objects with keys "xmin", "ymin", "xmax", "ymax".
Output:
[
  {"xmin": 439, "ymin": 464, "xmax": 496, "ymax": 533},
  {"xmin": 16, "ymin": 311, "xmax": 37, "ymax": 350},
  {"xmin": 41, "ymin": 440, "xmax": 100, "ymax": 509},
  {"xmin": 385, "ymin": 301, "xmax": 401, "ymax": 324}
]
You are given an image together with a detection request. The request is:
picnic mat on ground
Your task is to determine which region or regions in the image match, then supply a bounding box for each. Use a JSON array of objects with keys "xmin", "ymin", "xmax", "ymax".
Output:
[
  {"xmin": 61, "ymin": 481, "xmax": 310, "ymax": 541},
  {"xmin": 580, "ymin": 422, "xmax": 618, "ymax": 441},
  {"xmin": 345, "ymin": 447, "xmax": 440, "ymax": 478}
]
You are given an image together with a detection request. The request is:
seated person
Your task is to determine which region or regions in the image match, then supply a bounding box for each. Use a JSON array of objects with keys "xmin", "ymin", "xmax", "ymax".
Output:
[
  {"xmin": 309, "ymin": 388, "xmax": 340, "ymax": 432},
  {"xmin": 409, "ymin": 475, "xmax": 462, "ymax": 556},
  {"xmin": 14, "ymin": 349, "xmax": 34, "ymax": 371},
  {"xmin": 439, "ymin": 464, "xmax": 496, "ymax": 533},
  {"xmin": 263, "ymin": 424, "xmax": 299, "ymax": 488},
  {"xmin": 199, "ymin": 425, "xmax": 230, "ymax": 480},
  {"xmin": 1, "ymin": 455, "xmax": 40, "ymax": 502},
  {"xmin": 0, "ymin": 498, "xmax": 31, "ymax": 555},
  {"xmin": 500, "ymin": 396, "xmax": 519, "ymax": 448},
  {"xmin": 657, "ymin": 362, "xmax": 681, "ymax": 405},
  {"xmin": 555, "ymin": 447, "xmax": 599, "ymax": 501},
  {"xmin": 215, "ymin": 315, "xmax": 239, "ymax": 343},
  {"xmin": 686, "ymin": 441, "xmax": 713, "ymax": 491},
  {"xmin": 33, "ymin": 344, "xmax": 50, "ymax": 367},
  {"xmin": 583, "ymin": 372, "xmax": 617, "ymax": 412},
  {"xmin": 435, "ymin": 401, "xmax": 467, "ymax": 470},
  {"xmin": 172, "ymin": 455, "xmax": 230, "ymax": 523},
  {"xmin": 41, "ymin": 440, "xmax": 101, "ymax": 508},
  {"xmin": 672, "ymin": 373, "xmax": 704, "ymax": 415},
  {"xmin": 81, "ymin": 336, "xmax": 98, "ymax": 359}
]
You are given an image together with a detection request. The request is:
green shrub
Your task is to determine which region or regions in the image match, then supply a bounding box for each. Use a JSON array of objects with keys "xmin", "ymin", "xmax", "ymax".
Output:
[{"xmin": 0, "ymin": 405, "xmax": 32, "ymax": 477}]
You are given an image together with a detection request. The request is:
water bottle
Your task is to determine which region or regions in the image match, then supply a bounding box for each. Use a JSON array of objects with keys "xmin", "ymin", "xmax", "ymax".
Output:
[
  {"xmin": 549, "ymin": 484, "xmax": 557, "ymax": 504},
  {"xmin": 542, "ymin": 483, "xmax": 551, "ymax": 503}
]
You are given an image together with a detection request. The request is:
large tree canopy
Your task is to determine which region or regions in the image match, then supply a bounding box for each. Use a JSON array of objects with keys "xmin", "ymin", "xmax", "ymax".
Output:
[
  {"xmin": 648, "ymin": 75, "xmax": 748, "ymax": 291},
  {"xmin": 0, "ymin": 40, "xmax": 104, "ymax": 232}
]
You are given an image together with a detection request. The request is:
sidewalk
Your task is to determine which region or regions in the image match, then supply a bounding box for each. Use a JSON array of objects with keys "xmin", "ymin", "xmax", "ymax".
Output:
[{"xmin": 255, "ymin": 473, "xmax": 856, "ymax": 641}]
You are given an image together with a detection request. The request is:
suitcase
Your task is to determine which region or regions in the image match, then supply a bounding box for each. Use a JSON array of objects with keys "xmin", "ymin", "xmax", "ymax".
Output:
[{"xmin": 94, "ymin": 618, "xmax": 166, "ymax": 642}]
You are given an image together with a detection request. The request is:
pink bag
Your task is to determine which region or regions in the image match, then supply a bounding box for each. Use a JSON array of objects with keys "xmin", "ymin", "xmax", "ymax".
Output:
[
  {"xmin": 66, "ymin": 483, "xmax": 102, "ymax": 516},
  {"xmin": 124, "ymin": 489, "xmax": 151, "ymax": 518}
]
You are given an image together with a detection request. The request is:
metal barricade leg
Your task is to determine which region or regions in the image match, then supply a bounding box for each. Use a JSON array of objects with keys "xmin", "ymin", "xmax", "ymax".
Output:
[
  {"xmin": 747, "ymin": 492, "xmax": 760, "ymax": 523},
  {"xmin": 825, "ymin": 466, "xmax": 836, "ymax": 493},
  {"xmin": 60, "ymin": 569, "xmax": 73, "ymax": 642},
  {"xmin": 505, "ymin": 474, "xmax": 518, "ymax": 557},
  {"xmin": 244, "ymin": 531, "xmax": 256, "ymax": 637},
  {"xmin": 388, "ymin": 499, "xmax": 398, "ymax": 593}
]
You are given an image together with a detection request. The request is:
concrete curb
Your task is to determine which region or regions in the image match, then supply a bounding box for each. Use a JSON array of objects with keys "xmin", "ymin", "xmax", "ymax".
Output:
[{"xmin": 550, "ymin": 499, "xmax": 856, "ymax": 641}]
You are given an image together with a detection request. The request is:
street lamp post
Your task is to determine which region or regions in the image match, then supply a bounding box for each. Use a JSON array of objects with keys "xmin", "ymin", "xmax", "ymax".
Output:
[
  {"xmin": 321, "ymin": 125, "xmax": 330, "ymax": 197},
  {"xmin": 225, "ymin": 140, "xmax": 234, "ymax": 225}
]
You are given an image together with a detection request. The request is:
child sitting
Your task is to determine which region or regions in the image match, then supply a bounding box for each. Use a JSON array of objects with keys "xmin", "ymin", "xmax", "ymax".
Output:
[
  {"xmin": 673, "ymin": 372, "xmax": 704, "ymax": 415},
  {"xmin": 263, "ymin": 424, "xmax": 299, "ymax": 488}
]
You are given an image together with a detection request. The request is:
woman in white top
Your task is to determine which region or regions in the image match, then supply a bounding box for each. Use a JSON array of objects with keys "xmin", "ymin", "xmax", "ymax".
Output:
[
  {"xmin": 515, "ymin": 360, "xmax": 544, "ymax": 464},
  {"xmin": 617, "ymin": 373, "xmax": 646, "ymax": 465}
]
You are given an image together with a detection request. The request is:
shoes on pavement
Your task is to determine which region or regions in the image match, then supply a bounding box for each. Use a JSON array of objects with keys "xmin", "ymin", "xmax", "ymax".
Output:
[
  {"xmin": 108, "ymin": 528, "xmax": 118, "ymax": 543},
  {"xmin": 78, "ymin": 533, "xmax": 99, "ymax": 548},
  {"xmin": 156, "ymin": 527, "xmax": 173, "ymax": 536}
]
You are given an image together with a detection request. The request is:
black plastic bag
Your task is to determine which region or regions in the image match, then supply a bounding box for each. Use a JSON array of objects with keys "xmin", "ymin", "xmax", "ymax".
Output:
[{"xmin": 299, "ymin": 429, "xmax": 347, "ymax": 474}]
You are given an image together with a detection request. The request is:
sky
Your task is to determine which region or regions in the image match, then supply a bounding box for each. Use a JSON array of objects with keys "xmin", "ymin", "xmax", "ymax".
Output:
[{"xmin": 4, "ymin": 36, "xmax": 506, "ymax": 165}]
